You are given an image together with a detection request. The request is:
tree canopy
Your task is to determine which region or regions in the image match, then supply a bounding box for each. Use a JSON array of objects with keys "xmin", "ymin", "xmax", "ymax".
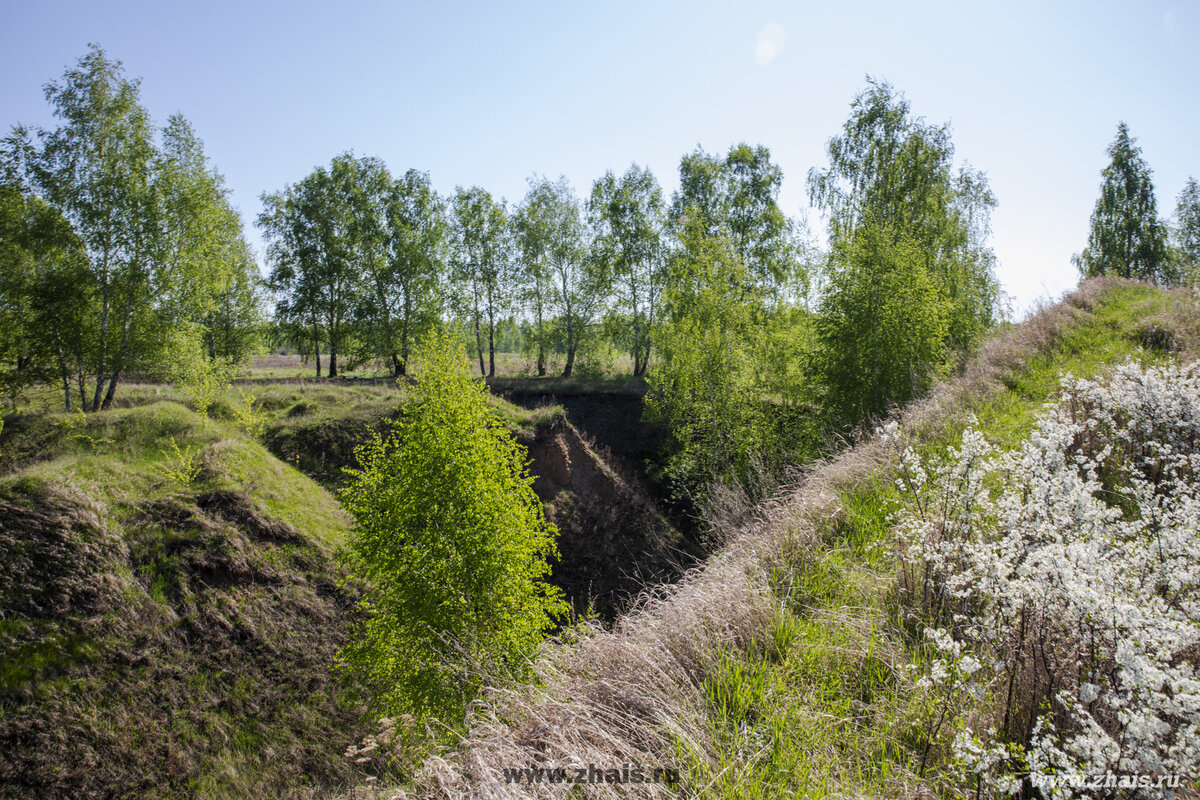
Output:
[
  {"xmin": 588, "ymin": 163, "xmax": 666, "ymax": 376},
  {"xmin": 1, "ymin": 44, "xmax": 262, "ymax": 411},
  {"xmin": 808, "ymin": 78, "xmax": 1001, "ymax": 425},
  {"xmin": 1171, "ymin": 176, "xmax": 1200, "ymax": 283},
  {"xmin": 1074, "ymin": 122, "xmax": 1170, "ymax": 284}
]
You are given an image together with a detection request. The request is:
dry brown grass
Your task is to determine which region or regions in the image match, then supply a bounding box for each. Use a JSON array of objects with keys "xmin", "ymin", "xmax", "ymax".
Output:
[{"xmin": 383, "ymin": 440, "xmax": 878, "ymax": 799}]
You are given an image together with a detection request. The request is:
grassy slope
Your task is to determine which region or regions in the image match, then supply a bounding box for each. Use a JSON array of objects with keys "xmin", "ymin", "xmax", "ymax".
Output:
[
  {"xmin": 0, "ymin": 371, "xmax": 574, "ymax": 800},
  {"xmin": 405, "ymin": 279, "xmax": 1198, "ymax": 800},
  {"xmin": 679, "ymin": 280, "xmax": 1199, "ymax": 799},
  {"xmin": 675, "ymin": 280, "xmax": 1198, "ymax": 799},
  {"xmin": 0, "ymin": 401, "xmax": 367, "ymax": 799},
  {"xmin": 247, "ymin": 381, "xmax": 560, "ymax": 490}
]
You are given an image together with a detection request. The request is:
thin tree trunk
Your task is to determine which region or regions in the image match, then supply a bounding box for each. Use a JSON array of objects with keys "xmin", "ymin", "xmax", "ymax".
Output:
[
  {"xmin": 488, "ymin": 315, "xmax": 496, "ymax": 378},
  {"xmin": 101, "ymin": 298, "xmax": 136, "ymax": 410},
  {"xmin": 57, "ymin": 351, "xmax": 72, "ymax": 412},
  {"xmin": 313, "ymin": 317, "xmax": 321, "ymax": 377},
  {"xmin": 563, "ymin": 346, "xmax": 575, "ymax": 377},
  {"xmin": 91, "ymin": 363, "xmax": 107, "ymax": 410},
  {"xmin": 535, "ymin": 302, "xmax": 546, "ymax": 376},
  {"xmin": 101, "ymin": 367, "xmax": 122, "ymax": 410},
  {"xmin": 398, "ymin": 313, "xmax": 410, "ymax": 377},
  {"xmin": 474, "ymin": 314, "xmax": 486, "ymax": 377},
  {"xmin": 92, "ymin": 244, "xmax": 112, "ymax": 413}
]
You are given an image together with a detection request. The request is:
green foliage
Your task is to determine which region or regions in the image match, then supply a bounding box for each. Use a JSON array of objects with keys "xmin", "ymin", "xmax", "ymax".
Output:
[
  {"xmin": 357, "ymin": 168, "xmax": 447, "ymax": 377},
  {"xmin": 511, "ymin": 176, "xmax": 601, "ymax": 377},
  {"xmin": 647, "ymin": 220, "xmax": 774, "ymax": 492},
  {"xmin": 162, "ymin": 322, "xmax": 235, "ymax": 418},
  {"xmin": 259, "ymin": 153, "xmax": 384, "ymax": 377},
  {"xmin": 449, "ymin": 186, "xmax": 511, "ymax": 377},
  {"xmin": 2, "ymin": 46, "xmax": 262, "ymax": 412},
  {"xmin": 53, "ymin": 407, "xmax": 114, "ymax": 450},
  {"xmin": 1074, "ymin": 122, "xmax": 1172, "ymax": 284},
  {"xmin": 157, "ymin": 114, "xmax": 265, "ymax": 365},
  {"xmin": 669, "ymin": 281, "xmax": 1192, "ymax": 800},
  {"xmin": 1172, "ymin": 176, "xmax": 1200, "ymax": 283},
  {"xmin": 671, "ymin": 143, "xmax": 805, "ymax": 302},
  {"xmin": 228, "ymin": 388, "xmax": 267, "ymax": 438},
  {"xmin": 0, "ymin": 185, "xmax": 91, "ymax": 409},
  {"xmin": 588, "ymin": 164, "xmax": 666, "ymax": 376},
  {"xmin": 809, "ymin": 78, "xmax": 1001, "ymax": 425},
  {"xmin": 338, "ymin": 330, "xmax": 565, "ymax": 720},
  {"xmin": 816, "ymin": 220, "xmax": 950, "ymax": 424},
  {"xmin": 647, "ymin": 142, "xmax": 815, "ymax": 497},
  {"xmin": 154, "ymin": 435, "xmax": 203, "ymax": 485}
]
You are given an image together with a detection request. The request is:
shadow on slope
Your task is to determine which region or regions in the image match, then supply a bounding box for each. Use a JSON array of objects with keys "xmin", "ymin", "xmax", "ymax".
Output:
[{"xmin": 0, "ymin": 402, "xmax": 371, "ymax": 800}]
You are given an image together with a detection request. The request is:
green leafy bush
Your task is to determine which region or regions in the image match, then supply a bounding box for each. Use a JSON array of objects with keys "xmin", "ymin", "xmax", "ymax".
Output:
[{"xmin": 338, "ymin": 330, "xmax": 565, "ymax": 721}]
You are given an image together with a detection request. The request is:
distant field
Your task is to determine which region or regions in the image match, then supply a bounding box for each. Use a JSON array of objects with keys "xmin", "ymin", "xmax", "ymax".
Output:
[{"xmin": 245, "ymin": 350, "xmax": 638, "ymax": 380}]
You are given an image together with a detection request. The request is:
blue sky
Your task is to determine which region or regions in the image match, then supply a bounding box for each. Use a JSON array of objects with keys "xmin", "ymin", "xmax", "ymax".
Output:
[{"xmin": 3, "ymin": 0, "xmax": 1198, "ymax": 314}]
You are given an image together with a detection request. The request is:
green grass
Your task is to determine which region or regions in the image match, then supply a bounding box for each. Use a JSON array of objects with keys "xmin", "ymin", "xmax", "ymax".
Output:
[
  {"xmin": 3, "ymin": 401, "xmax": 352, "ymax": 547},
  {"xmin": 940, "ymin": 282, "xmax": 1181, "ymax": 452}
]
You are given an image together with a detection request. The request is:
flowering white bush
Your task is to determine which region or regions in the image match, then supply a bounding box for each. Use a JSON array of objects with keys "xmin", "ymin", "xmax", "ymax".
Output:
[{"xmin": 895, "ymin": 361, "xmax": 1200, "ymax": 798}]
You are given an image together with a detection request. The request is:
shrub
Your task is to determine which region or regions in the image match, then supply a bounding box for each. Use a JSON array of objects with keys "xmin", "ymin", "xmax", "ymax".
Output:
[
  {"xmin": 338, "ymin": 330, "xmax": 565, "ymax": 721},
  {"xmin": 893, "ymin": 362, "xmax": 1200, "ymax": 796}
]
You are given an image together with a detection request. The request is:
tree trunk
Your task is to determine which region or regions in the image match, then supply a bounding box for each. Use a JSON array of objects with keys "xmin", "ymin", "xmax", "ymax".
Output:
[
  {"xmin": 391, "ymin": 353, "xmax": 402, "ymax": 379},
  {"xmin": 535, "ymin": 307, "xmax": 546, "ymax": 376},
  {"xmin": 100, "ymin": 300, "xmax": 136, "ymax": 411},
  {"xmin": 91, "ymin": 367, "xmax": 106, "ymax": 411},
  {"xmin": 488, "ymin": 319, "xmax": 496, "ymax": 378},
  {"xmin": 399, "ymin": 315, "xmax": 410, "ymax": 377},
  {"xmin": 100, "ymin": 367, "xmax": 121, "ymax": 410},
  {"xmin": 474, "ymin": 316, "xmax": 486, "ymax": 377},
  {"xmin": 59, "ymin": 360, "xmax": 72, "ymax": 412},
  {"xmin": 562, "ymin": 346, "xmax": 575, "ymax": 378},
  {"xmin": 54, "ymin": 340, "xmax": 72, "ymax": 412},
  {"xmin": 92, "ymin": 251, "xmax": 112, "ymax": 413},
  {"xmin": 313, "ymin": 318, "xmax": 322, "ymax": 377},
  {"xmin": 328, "ymin": 343, "xmax": 338, "ymax": 378}
]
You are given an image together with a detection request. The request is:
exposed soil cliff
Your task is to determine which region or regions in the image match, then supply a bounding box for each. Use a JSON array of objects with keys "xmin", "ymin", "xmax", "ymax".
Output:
[{"xmin": 519, "ymin": 415, "xmax": 692, "ymax": 617}]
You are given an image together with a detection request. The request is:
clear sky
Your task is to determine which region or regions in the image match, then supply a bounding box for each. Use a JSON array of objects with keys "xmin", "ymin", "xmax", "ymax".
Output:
[{"xmin": 3, "ymin": 0, "xmax": 1198, "ymax": 315}]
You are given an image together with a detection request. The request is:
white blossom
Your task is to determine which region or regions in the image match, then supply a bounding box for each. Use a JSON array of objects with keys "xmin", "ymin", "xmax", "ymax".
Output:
[{"xmin": 897, "ymin": 362, "xmax": 1200, "ymax": 798}]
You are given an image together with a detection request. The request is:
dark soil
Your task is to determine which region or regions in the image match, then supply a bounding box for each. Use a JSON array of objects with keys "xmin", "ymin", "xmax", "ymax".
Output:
[{"xmin": 0, "ymin": 482, "xmax": 369, "ymax": 800}]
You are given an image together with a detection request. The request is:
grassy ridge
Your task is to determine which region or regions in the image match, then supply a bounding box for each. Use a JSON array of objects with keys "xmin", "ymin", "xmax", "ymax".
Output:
[
  {"xmin": 671, "ymin": 280, "xmax": 1198, "ymax": 799},
  {"xmin": 0, "ymin": 401, "xmax": 367, "ymax": 799},
  {"xmin": 0, "ymin": 373, "xmax": 575, "ymax": 799}
]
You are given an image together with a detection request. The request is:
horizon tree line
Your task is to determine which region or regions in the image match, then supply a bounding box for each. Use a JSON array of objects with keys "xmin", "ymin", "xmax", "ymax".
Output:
[{"xmin": 3, "ymin": 47, "xmax": 1198, "ymax": 496}]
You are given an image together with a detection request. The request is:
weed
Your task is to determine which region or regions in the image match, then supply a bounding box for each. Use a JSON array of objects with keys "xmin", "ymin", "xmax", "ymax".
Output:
[
  {"xmin": 154, "ymin": 435, "xmax": 203, "ymax": 486},
  {"xmin": 229, "ymin": 388, "xmax": 267, "ymax": 438},
  {"xmin": 54, "ymin": 408, "xmax": 114, "ymax": 449}
]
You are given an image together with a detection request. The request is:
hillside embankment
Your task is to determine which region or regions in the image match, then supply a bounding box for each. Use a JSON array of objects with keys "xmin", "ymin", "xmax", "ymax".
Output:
[
  {"xmin": 0, "ymin": 403, "xmax": 369, "ymax": 799},
  {"xmin": 0, "ymin": 375, "xmax": 693, "ymax": 798}
]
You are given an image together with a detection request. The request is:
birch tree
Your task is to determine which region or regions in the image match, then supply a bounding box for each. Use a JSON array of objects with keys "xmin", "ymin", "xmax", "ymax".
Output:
[{"xmin": 449, "ymin": 186, "xmax": 510, "ymax": 377}]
